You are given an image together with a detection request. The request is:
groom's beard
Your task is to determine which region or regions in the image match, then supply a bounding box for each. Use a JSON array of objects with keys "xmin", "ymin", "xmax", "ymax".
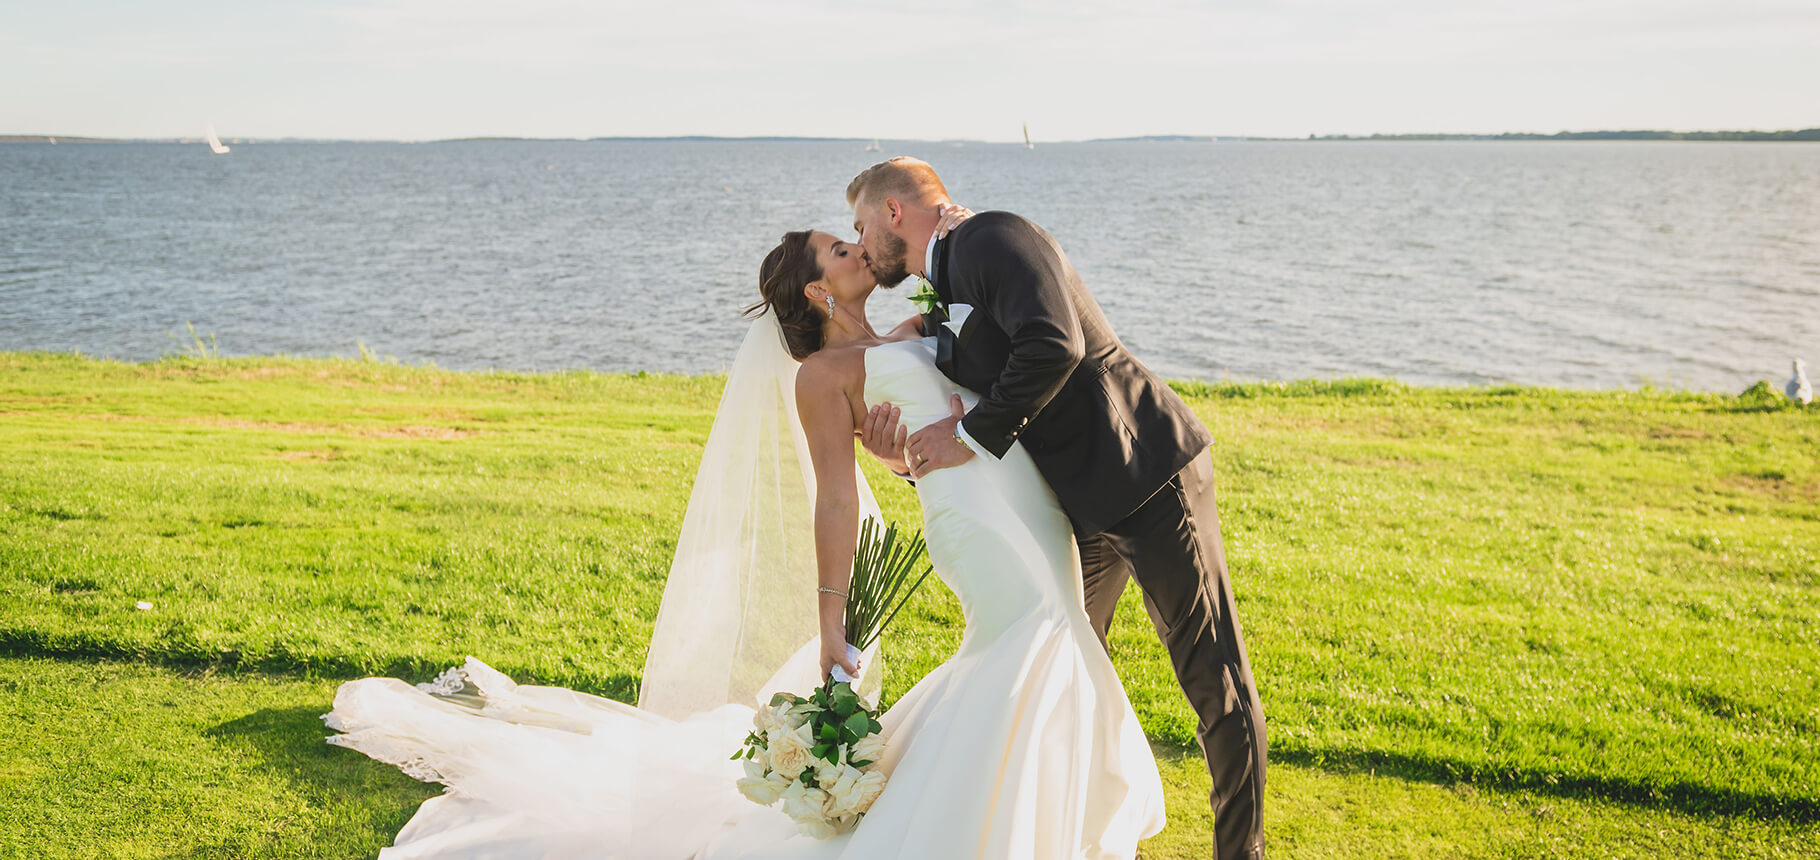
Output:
[{"xmin": 867, "ymin": 230, "xmax": 911, "ymax": 286}]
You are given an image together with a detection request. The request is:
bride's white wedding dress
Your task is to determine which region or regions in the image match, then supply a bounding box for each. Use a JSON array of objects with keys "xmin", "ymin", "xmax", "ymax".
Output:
[{"xmin": 323, "ymin": 337, "xmax": 1166, "ymax": 859}]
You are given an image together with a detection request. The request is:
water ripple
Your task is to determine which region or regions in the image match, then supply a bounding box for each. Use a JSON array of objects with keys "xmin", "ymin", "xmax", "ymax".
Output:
[{"xmin": 2, "ymin": 140, "xmax": 1817, "ymax": 392}]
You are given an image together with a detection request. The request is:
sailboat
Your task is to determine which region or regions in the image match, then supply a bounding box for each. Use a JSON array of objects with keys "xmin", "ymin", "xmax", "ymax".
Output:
[
  {"xmin": 864, "ymin": 138, "xmax": 881, "ymax": 152},
  {"xmin": 1023, "ymin": 123, "xmax": 1034, "ymax": 150},
  {"xmin": 205, "ymin": 123, "xmax": 230, "ymax": 155}
]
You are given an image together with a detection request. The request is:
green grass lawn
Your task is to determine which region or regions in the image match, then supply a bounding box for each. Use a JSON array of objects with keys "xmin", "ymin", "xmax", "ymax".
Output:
[{"xmin": 2, "ymin": 351, "xmax": 1815, "ymax": 858}]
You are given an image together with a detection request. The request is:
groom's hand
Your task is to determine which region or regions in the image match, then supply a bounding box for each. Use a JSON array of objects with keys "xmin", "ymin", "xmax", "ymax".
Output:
[
  {"xmin": 905, "ymin": 394, "xmax": 976, "ymax": 479},
  {"xmin": 858, "ymin": 403, "xmax": 911, "ymax": 476}
]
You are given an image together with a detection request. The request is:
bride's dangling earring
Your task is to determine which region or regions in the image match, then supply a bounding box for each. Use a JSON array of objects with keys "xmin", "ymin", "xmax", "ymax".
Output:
[{"xmin": 825, "ymin": 295, "xmax": 836, "ymax": 317}]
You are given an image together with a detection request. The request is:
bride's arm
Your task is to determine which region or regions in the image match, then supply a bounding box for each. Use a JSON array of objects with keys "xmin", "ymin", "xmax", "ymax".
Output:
[{"xmin": 795, "ymin": 357, "xmax": 863, "ymax": 680}]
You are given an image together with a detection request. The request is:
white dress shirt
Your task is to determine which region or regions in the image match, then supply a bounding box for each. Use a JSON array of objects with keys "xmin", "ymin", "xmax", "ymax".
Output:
[{"xmin": 926, "ymin": 230, "xmax": 992, "ymax": 460}]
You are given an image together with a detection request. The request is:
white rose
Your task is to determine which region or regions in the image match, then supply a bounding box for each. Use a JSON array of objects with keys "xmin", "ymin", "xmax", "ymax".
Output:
[
  {"xmin": 781, "ymin": 785, "xmax": 831, "ymax": 822},
  {"xmin": 849, "ymin": 734, "xmax": 886, "ymax": 767},
  {"xmin": 791, "ymin": 812, "xmax": 837, "ymax": 840},
  {"xmin": 778, "ymin": 703, "xmax": 810, "ymax": 730},
  {"xmin": 742, "ymin": 757, "xmax": 767, "ymax": 781},
  {"xmin": 815, "ymin": 763, "xmax": 844, "ymax": 789},
  {"xmin": 853, "ymin": 770, "xmax": 887, "ymax": 814},
  {"xmin": 754, "ymin": 705, "xmax": 781, "ymax": 734},
  {"xmin": 824, "ymin": 765, "xmax": 866, "ymax": 816},
  {"xmin": 767, "ymin": 723, "xmax": 814, "ymax": 779},
  {"xmin": 736, "ymin": 773, "xmax": 785, "ymax": 806}
]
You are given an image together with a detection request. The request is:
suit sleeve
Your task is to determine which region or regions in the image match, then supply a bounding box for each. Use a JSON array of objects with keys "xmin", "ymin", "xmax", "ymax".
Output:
[{"xmin": 949, "ymin": 215, "xmax": 1085, "ymax": 458}]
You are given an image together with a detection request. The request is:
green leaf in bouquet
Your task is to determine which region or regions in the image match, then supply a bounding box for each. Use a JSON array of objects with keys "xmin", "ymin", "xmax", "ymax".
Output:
[
  {"xmin": 819, "ymin": 722, "xmax": 839, "ymax": 742},
  {"xmin": 869, "ymin": 718, "xmax": 882, "ymax": 734},
  {"xmin": 842, "ymin": 711, "xmax": 872, "ymax": 739}
]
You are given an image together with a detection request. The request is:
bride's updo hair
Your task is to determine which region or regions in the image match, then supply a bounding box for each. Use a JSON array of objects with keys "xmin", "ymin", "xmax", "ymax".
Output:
[{"xmin": 745, "ymin": 230, "xmax": 825, "ymax": 361}]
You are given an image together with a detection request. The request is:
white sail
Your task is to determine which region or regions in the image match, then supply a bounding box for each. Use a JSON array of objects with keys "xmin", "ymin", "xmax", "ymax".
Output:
[
  {"xmin": 865, "ymin": 138, "xmax": 881, "ymax": 151},
  {"xmin": 1023, "ymin": 123, "xmax": 1033, "ymax": 149},
  {"xmin": 206, "ymin": 123, "xmax": 230, "ymax": 154}
]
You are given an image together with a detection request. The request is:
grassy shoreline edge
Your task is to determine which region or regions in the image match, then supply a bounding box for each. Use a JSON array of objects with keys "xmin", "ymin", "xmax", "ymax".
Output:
[{"xmin": 9, "ymin": 346, "xmax": 1813, "ymax": 401}]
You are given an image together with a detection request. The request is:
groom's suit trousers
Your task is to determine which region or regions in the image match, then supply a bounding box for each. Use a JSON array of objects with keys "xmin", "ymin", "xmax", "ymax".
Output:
[{"xmin": 1078, "ymin": 449, "xmax": 1267, "ymax": 860}]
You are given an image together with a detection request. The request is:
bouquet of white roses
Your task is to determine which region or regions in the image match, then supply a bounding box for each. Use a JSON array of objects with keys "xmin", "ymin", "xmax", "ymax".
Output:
[
  {"xmin": 730, "ymin": 518, "xmax": 933, "ymax": 838},
  {"xmin": 733, "ymin": 682, "xmax": 889, "ymax": 838}
]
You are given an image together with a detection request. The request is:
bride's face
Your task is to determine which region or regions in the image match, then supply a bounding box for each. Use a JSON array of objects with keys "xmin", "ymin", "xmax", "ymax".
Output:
[{"xmin": 806, "ymin": 231, "xmax": 877, "ymax": 308}]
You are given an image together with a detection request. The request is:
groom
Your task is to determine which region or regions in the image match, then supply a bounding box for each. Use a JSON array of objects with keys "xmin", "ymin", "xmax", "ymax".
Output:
[{"xmin": 848, "ymin": 157, "xmax": 1266, "ymax": 859}]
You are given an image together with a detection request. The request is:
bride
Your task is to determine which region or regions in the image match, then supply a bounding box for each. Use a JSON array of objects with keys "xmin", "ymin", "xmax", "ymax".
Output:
[{"xmin": 322, "ymin": 211, "xmax": 1167, "ymax": 858}]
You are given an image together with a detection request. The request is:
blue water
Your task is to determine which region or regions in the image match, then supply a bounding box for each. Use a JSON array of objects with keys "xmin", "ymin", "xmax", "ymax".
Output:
[{"xmin": 3, "ymin": 140, "xmax": 1817, "ymax": 390}]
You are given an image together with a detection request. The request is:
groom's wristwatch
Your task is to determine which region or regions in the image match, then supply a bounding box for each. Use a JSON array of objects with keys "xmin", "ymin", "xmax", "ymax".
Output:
[{"xmin": 952, "ymin": 431, "xmax": 971, "ymax": 452}]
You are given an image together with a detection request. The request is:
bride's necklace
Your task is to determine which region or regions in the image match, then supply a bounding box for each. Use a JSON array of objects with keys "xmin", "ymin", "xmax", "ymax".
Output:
[{"xmin": 822, "ymin": 309, "xmax": 880, "ymax": 350}]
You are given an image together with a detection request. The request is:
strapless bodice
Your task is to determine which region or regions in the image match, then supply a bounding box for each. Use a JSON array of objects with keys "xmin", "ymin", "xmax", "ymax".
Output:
[{"xmin": 863, "ymin": 338, "xmax": 978, "ymax": 425}]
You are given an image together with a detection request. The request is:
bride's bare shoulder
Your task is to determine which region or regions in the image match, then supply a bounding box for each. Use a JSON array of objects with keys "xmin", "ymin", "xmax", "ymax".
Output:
[
  {"xmin": 794, "ymin": 345, "xmax": 869, "ymax": 431},
  {"xmin": 796, "ymin": 344, "xmax": 867, "ymax": 392}
]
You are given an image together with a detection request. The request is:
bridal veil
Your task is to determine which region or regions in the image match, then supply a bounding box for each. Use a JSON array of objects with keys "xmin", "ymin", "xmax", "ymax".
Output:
[{"xmin": 638, "ymin": 310, "xmax": 882, "ymax": 719}]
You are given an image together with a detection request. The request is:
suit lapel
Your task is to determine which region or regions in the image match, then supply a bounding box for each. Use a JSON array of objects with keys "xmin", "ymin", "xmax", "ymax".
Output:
[{"xmin": 927, "ymin": 235, "xmax": 959, "ymax": 380}]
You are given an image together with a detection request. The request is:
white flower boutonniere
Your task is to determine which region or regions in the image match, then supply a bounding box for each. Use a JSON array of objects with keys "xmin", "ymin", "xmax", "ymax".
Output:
[{"xmin": 906, "ymin": 276, "xmax": 943, "ymax": 317}]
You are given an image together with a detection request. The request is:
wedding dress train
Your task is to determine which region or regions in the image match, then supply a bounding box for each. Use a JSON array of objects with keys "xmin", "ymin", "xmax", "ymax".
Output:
[{"xmin": 323, "ymin": 337, "xmax": 1166, "ymax": 858}]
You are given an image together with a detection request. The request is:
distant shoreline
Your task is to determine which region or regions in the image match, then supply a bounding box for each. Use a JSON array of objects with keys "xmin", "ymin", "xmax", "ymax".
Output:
[
  {"xmin": 1305, "ymin": 129, "xmax": 1820, "ymax": 142},
  {"xmin": 4, "ymin": 128, "xmax": 1818, "ymax": 145}
]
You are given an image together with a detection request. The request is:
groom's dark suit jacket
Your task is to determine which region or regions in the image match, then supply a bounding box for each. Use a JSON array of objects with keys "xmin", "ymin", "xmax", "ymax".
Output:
[{"xmin": 926, "ymin": 211, "xmax": 1213, "ymax": 538}]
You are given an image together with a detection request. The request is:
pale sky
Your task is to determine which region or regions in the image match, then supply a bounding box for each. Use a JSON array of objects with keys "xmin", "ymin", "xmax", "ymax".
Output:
[{"xmin": 2, "ymin": 0, "xmax": 1815, "ymax": 141}]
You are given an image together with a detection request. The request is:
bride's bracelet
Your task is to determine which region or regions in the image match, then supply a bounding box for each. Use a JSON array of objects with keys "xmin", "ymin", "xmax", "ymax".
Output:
[{"xmin": 817, "ymin": 586, "xmax": 849, "ymax": 599}]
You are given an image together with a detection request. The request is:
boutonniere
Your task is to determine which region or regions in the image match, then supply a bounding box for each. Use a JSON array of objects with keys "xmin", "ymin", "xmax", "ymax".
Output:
[{"xmin": 906, "ymin": 276, "xmax": 944, "ymax": 317}]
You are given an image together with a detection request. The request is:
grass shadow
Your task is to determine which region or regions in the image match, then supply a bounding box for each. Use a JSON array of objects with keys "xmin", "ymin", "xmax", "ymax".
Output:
[
  {"xmin": 199, "ymin": 704, "xmax": 438, "ymax": 857},
  {"xmin": 0, "ymin": 628, "xmax": 642, "ymax": 702},
  {"xmin": 1251, "ymin": 741, "xmax": 1819, "ymax": 823}
]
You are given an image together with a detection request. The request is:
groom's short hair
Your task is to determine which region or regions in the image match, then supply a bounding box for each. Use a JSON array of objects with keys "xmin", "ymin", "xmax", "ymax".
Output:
[{"xmin": 847, "ymin": 157, "xmax": 950, "ymax": 208}]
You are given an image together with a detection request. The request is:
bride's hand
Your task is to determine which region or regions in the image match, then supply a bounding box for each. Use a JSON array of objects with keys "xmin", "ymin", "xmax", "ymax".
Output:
[
  {"xmin": 934, "ymin": 203, "xmax": 974, "ymax": 239},
  {"xmin": 821, "ymin": 630, "xmax": 860, "ymax": 680}
]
